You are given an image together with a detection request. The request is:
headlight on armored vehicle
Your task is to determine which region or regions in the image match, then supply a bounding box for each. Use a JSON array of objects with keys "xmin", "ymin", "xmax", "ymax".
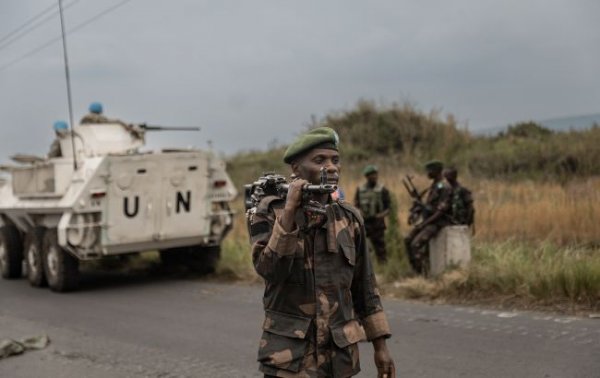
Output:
[{"xmin": 213, "ymin": 180, "xmax": 227, "ymax": 188}]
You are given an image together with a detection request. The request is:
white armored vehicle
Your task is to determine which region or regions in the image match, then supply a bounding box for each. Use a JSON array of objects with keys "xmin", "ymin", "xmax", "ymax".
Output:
[{"xmin": 0, "ymin": 123, "xmax": 237, "ymax": 292}]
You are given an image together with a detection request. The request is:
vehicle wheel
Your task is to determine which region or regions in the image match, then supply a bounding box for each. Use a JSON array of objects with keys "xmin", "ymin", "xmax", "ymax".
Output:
[
  {"xmin": 186, "ymin": 245, "xmax": 221, "ymax": 275},
  {"xmin": 25, "ymin": 227, "xmax": 47, "ymax": 287},
  {"xmin": 0, "ymin": 225, "xmax": 23, "ymax": 279},
  {"xmin": 43, "ymin": 229, "xmax": 79, "ymax": 292}
]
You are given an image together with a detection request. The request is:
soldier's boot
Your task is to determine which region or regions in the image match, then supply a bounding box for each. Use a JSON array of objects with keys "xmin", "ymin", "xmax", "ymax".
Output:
[
  {"xmin": 404, "ymin": 237, "xmax": 420, "ymax": 273},
  {"xmin": 414, "ymin": 243, "xmax": 431, "ymax": 276},
  {"xmin": 414, "ymin": 251, "xmax": 429, "ymax": 276},
  {"xmin": 410, "ymin": 237, "xmax": 431, "ymax": 275},
  {"xmin": 412, "ymin": 257, "xmax": 424, "ymax": 275}
]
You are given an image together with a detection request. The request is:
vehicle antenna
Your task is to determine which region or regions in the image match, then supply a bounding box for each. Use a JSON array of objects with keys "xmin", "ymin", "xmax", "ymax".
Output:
[{"xmin": 58, "ymin": 0, "xmax": 78, "ymax": 170}]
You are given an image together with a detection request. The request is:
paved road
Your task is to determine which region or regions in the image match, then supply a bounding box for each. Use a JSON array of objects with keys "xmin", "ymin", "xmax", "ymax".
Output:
[{"xmin": 1, "ymin": 271, "xmax": 598, "ymax": 377}]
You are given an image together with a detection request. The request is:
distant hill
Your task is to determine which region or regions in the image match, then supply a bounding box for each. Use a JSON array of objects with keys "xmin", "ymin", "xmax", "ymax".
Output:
[
  {"xmin": 538, "ymin": 113, "xmax": 600, "ymax": 131},
  {"xmin": 480, "ymin": 113, "xmax": 600, "ymax": 135}
]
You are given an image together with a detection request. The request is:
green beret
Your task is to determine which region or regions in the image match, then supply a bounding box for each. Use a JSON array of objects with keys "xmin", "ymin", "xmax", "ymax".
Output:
[
  {"xmin": 283, "ymin": 127, "xmax": 340, "ymax": 164},
  {"xmin": 424, "ymin": 160, "xmax": 444, "ymax": 171},
  {"xmin": 363, "ymin": 164, "xmax": 378, "ymax": 176}
]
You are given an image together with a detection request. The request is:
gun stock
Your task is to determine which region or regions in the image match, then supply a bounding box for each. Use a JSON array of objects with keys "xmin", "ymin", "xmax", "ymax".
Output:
[{"xmin": 403, "ymin": 175, "xmax": 427, "ymax": 225}]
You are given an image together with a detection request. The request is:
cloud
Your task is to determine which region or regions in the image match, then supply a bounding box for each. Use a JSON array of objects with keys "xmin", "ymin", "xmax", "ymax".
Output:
[{"xmin": 0, "ymin": 0, "xmax": 599, "ymax": 159}]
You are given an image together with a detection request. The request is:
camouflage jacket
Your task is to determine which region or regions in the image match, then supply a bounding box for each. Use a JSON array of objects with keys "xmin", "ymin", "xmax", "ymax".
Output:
[
  {"xmin": 423, "ymin": 180, "xmax": 452, "ymax": 224},
  {"xmin": 248, "ymin": 197, "xmax": 391, "ymax": 377},
  {"xmin": 449, "ymin": 184, "xmax": 474, "ymax": 226},
  {"xmin": 353, "ymin": 184, "xmax": 391, "ymax": 223}
]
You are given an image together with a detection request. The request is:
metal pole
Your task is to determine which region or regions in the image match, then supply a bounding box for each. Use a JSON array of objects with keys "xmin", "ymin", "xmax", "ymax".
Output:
[{"xmin": 58, "ymin": 0, "xmax": 78, "ymax": 170}]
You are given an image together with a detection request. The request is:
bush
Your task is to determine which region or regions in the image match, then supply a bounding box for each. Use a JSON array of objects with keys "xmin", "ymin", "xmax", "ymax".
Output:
[
  {"xmin": 228, "ymin": 101, "xmax": 600, "ymax": 183},
  {"xmin": 376, "ymin": 195, "xmax": 410, "ymax": 281}
]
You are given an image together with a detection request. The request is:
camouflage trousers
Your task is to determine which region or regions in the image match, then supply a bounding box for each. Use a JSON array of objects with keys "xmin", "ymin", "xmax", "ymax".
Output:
[
  {"xmin": 404, "ymin": 224, "xmax": 442, "ymax": 274},
  {"xmin": 260, "ymin": 338, "xmax": 360, "ymax": 378},
  {"xmin": 365, "ymin": 219, "xmax": 387, "ymax": 264}
]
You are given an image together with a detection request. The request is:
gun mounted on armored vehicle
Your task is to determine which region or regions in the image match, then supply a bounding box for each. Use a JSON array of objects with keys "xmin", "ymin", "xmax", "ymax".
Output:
[{"xmin": 0, "ymin": 122, "xmax": 237, "ymax": 292}]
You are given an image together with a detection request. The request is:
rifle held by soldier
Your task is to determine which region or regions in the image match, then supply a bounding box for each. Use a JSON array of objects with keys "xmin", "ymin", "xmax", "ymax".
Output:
[
  {"xmin": 245, "ymin": 167, "xmax": 337, "ymax": 215},
  {"xmin": 402, "ymin": 175, "xmax": 431, "ymax": 225}
]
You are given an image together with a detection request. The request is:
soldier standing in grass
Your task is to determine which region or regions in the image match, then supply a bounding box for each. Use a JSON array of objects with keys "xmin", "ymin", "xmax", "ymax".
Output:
[
  {"xmin": 404, "ymin": 160, "xmax": 452, "ymax": 274},
  {"xmin": 444, "ymin": 167, "xmax": 475, "ymax": 231},
  {"xmin": 247, "ymin": 127, "xmax": 395, "ymax": 377},
  {"xmin": 354, "ymin": 165, "xmax": 392, "ymax": 264}
]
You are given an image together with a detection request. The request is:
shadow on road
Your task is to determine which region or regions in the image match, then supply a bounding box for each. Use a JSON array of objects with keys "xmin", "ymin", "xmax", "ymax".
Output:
[{"xmin": 77, "ymin": 260, "xmax": 213, "ymax": 292}]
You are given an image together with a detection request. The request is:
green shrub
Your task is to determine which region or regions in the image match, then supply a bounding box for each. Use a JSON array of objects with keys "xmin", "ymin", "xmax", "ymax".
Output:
[
  {"xmin": 227, "ymin": 101, "xmax": 600, "ymax": 183},
  {"xmin": 377, "ymin": 195, "xmax": 410, "ymax": 281}
]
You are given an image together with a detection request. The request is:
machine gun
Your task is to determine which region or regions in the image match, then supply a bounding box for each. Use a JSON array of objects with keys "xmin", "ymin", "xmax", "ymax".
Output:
[
  {"xmin": 402, "ymin": 175, "xmax": 431, "ymax": 225},
  {"xmin": 120, "ymin": 124, "xmax": 200, "ymax": 139},
  {"xmin": 137, "ymin": 124, "xmax": 200, "ymax": 132},
  {"xmin": 245, "ymin": 168, "xmax": 337, "ymax": 215}
]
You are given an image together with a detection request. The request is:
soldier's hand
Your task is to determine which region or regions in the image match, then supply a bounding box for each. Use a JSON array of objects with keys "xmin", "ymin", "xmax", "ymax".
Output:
[
  {"xmin": 285, "ymin": 179, "xmax": 308, "ymax": 211},
  {"xmin": 374, "ymin": 347, "xmax": 396, "ymax": 378}
]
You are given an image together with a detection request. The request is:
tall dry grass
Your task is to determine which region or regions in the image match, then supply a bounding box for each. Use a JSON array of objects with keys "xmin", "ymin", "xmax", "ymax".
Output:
[
  {"xmin": 473, "ymin": 179, "xmax": 600, "ymax": 245},
  {"xmin": 339, "ymin": 170, "xmax": 600, "ymax": 246},
  {"xmin": 220, "ymin": 169, "xmax": 600, "ymax": 309},
  {"xmin": 226, "ymin": 171, "xmax": 600, "ymax": 264}
]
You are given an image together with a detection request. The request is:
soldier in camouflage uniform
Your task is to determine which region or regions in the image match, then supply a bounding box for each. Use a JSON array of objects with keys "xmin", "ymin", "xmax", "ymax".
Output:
[
  {"xmin": 248, "ymin": 127, "xmax": 395, "ymax": 377},
  {"xmin": 353, "ymin": 165, "xmax": 391, "ymax": 264},
  {"xmin": 444, "ymin": 167, "xmax": 475, "ymax": 230},
  {"xmin": 404, "ymin": 160, "xmax": 452, "ymax": 274}
]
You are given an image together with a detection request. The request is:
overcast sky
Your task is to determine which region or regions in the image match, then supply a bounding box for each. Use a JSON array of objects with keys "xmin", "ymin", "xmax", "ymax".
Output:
[{"xmin": 0, "ymin": 0, "xmax": 598, "ymax": 158}]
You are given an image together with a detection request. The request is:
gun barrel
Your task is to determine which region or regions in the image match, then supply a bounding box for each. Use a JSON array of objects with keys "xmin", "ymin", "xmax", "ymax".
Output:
[
  {"xmin": 279, "ymin": 183, "xmax": 337, "ymax": 194},
  {"xmin": 304, "ymin": 184, "xmax": 337, "ymax": 193},
  {"xmin": 140, "ymin": 125, "xmax": 200, "ymax": 131},
  {"xmin": 404, "ymin": 175, "xmax": 423, "ymax": 201},
  {"xmin": 402, "ymin": 179, "xmax": 417, "ymax": 198}
]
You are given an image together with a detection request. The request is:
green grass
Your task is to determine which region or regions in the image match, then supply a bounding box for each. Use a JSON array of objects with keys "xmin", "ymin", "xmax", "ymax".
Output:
[
  {"xmin": 385, "ymin": 242, "xmax": 600, "ymax": 312},
  {"xmin": 216, "ymin": 238, "xmax": 257, "ymax": 281},
  {"xmin": 216, "ymin": 232, "xmax": 600, "ymax": 312},
  {"xmin": 465, "ymin": 242, "xmax": 600, "ymax": 305},
  {"xmin": 374, "ymin": 195, "xmax": 411, "ymax": 281}
]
